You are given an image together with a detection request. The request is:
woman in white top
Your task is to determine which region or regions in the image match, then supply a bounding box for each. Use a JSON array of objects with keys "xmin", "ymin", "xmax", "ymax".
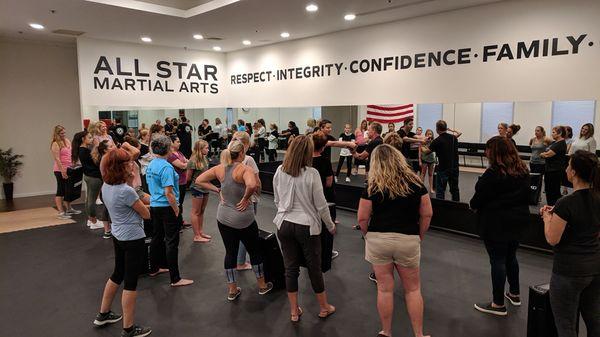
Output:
[
  {"xmin": 273, "ymin": 135, "xmax": 337, "ymax": 322},
  {"xmin": 569, "ymin": 123, "xmax": 597, "ymax": 155},
  {"xmin": 212, "ymin": 117, "xmax": 228, "ymax": 155}
]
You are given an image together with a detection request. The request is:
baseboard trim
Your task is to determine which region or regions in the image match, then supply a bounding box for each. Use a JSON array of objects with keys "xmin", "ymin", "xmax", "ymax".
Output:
[{"xmin": 0, "ymin": 190, "xmax": 55, "ymax": 200}]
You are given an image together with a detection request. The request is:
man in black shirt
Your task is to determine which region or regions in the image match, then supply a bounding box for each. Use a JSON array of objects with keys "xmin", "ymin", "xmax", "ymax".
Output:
[
  {"xmin": 426, "ymin": 120, "xmax": 462, "ymax": 201},
  {"xmin": 397, "ymin": 118, "xmax": 423, "ymax": 172},
  {"xmin": 177, "ymin": 116, "xmax": 193, "ymax": 158},
  {"xmin": 353, "ymin": 122, "xmax": 383, "ymax": 173},
  {"xmin": 164, "ymin": 117, "xmax": 174, "ymax": 135},
  {"xmin": 109, "ymin": 118, "xmax": 128, "ymax": 145}
]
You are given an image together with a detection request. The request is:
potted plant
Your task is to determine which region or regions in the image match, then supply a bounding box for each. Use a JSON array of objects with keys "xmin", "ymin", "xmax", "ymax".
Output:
[{"xmin": 0, "ymin": 148, "xmax": 24, "ymax": 200}]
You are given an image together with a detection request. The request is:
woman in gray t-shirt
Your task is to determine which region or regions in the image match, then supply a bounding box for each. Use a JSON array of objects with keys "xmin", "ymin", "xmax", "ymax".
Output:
[{"xmin": 92, "ymin": 148, "xmax": 152, "ymax": 337}]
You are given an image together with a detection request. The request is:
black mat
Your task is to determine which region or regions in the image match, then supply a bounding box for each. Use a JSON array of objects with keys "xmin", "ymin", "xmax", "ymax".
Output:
[{"xmin": 0, "ymin": 193, "xmax": 559, "ymax": 337}]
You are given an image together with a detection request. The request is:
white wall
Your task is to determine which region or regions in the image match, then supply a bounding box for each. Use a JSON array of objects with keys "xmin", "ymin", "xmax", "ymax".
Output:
[
  {"xmin": 513, "ymin": 101, "xmax": 553, "ymax": 145},
  {"xmin": 0, "ymin": 38, "xmax": 82, "ymax": 198}
]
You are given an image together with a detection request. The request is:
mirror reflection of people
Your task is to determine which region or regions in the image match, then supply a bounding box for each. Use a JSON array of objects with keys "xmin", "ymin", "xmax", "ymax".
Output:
[
  {"xmin": 497, "ymin": 123, "xmax": 508, "ymax": 138},
  {"xmin": 266, "ymin": 123, "xmax": 279, "ymax": 162},
  {"xmin": 397, "ymin": 118, "xmax": 423, "ymax": 172},
  {"xmin": 422, "ymin": 120, "xmax": 461, "ymax": 201},
  {"xmin": 335, "ymin": 124, "xmax": 356, "ymax": 183},
  {"xmin": 507, "ymin": 124, "xmax": 521, "ymax": 148},
  {"xmin": 419, "ymin": 129, "xmax": 436, "ymax": 194},
  {"xmin": 569, "ymin": 123, "xmax": 597, "ymax": 155},
  {"xmin": 540, "ymin": 126, "xmax": 567, "ymax": 206},
  {"xmin": 528, "ymin": 126, "xmax": 552, "ymax": 176}
]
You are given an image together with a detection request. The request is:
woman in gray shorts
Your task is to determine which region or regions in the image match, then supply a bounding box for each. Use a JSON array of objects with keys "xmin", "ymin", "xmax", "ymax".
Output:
[{"xmin": 357, "ymin": 144, "xmax": 433, "ymax": 337}]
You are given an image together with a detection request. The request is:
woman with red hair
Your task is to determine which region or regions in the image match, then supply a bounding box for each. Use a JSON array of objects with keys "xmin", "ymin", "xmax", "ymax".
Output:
[{"xmin": 92, "ymin": 148, "xmax": 152, "ymax": 337}]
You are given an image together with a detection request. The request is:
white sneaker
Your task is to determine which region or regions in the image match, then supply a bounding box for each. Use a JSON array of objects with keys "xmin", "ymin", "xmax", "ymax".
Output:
[
  {"xmin": 57, "ymin": 212, "xmax": 71, "ymax": 220},
  {"xmin": 334, "ymin": 176, "xmax": 338, "ymax": 183},
  {"xmin": 89, "ymin": 222, "xmax": 104, "ymax": 230},
  {"xmin": 345, "ymin": 177, "xmax": 351, "ymax": 183},
  {"xmin": 95, "ymin": 198, "xmax": 103, "ymax": 205}
]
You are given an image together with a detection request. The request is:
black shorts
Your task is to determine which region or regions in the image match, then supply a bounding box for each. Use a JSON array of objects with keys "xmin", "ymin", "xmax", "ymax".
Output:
[
  {"xmin": 190, "ymin": 187, "xmax": 209, "ymax": 198},
  {"xmin": 54, "ymin": 171, "xmax": 68, "ymax": 197}
]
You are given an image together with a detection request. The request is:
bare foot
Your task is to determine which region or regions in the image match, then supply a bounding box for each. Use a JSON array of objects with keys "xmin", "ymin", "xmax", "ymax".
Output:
[
  {"xmin": 318, "ymin": 304, "xmax": 336, "ymax": 318},
  {"xmin": 334, "ymin": 220, "xmax": 340, "ymax": 224},
  {"xmin": 149, "ymin": 268, "xmax": 169, "ymax": 277},
  {"xmin": 236, "ymin": 262, "xmax": 252, "ymax": 271},
  {"xmin": 200, "ymin": 233, "xmax": 212, "ymax": 239},
  {"xmin": 171, "ymin": 279, "xmax": 194, "ymax": 287},
  {"xmin": 193, "ymin": 236, "xmax": 211, "ymax": 243}
]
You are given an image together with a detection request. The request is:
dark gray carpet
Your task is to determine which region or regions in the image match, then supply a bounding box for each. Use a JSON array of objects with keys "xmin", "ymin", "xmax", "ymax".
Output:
[{"xmin": 0, "ymin": 193, "xmax": 559, "ymax": 337}]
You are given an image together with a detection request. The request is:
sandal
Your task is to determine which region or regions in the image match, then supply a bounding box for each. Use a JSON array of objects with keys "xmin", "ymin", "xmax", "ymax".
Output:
[
  {"xmin": 318, "ymin": 304, "xmax": 336, "ymax": 319},
  {"xmin": 291, "ymin": 307, "xmax": 303, "ymax": 322}
]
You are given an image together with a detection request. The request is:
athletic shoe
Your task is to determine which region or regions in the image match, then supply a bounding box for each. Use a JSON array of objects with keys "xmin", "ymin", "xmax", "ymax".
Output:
[
  {"xmin": 93, "ymin": 311, "xmax": 122, "ymax": 326},
  {"xmin": 103, "ymin": 231, "xmax": 112, "ymax": 239},
  {"xmin": 57, "ymin": 212, "xmax": 71, "ymax": 220},
  {"xmin": 331, "ymin": 250, "xmax": 339, "ymax": 259},
  {"xmin": 90, "ymin": 222, "xmax": 104, "ymax": 230},
  {"xmin": 96, "ymin": 198, "xmax": 103, "ymax": 205},
  {"xmin": 474, "ymin": 302, "xmax": 507, "ymax": 316},
  {"xmin": 345, "ymin": 177, "xmax": 351, "ymax": 183},
  {"xmin": 504, "ymin": 293, "xmax": 521, "ymax": 306},
  {"xmin": 369, "ymin": 272, "xmax": 377, "ymax": 283},
  {"xmin": 66, "ymin": 208, "xmax": 82, "ymax": 215},
  {"xmin": 228, "ymin": 287, "xmax": 242, "ymax": 301},
  {"xmin": 353, "ymin": 225, "xmax": 361, "ymax": 230},
  {"xmin": 334, "ymin": 176, "xmax": 338, "ymax": 183},
  {"xmin": 258, "ymin": 282, "xmax": 274, "ymax": 295},
  {"xmin": 121, "ymin": 325, "xmax": 152, "ymax": 337}
]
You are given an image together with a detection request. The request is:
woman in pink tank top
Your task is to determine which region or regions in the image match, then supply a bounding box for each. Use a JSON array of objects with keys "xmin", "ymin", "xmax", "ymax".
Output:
[{"xmin": 51, "ymin": 125, "xmax": 78, "ymax": 219}]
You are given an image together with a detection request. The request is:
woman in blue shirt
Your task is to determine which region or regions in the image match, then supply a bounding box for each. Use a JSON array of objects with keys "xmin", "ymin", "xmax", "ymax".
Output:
[{"xmin": 146, "ymin": 135, "xmax": 194, "ymax": 287}]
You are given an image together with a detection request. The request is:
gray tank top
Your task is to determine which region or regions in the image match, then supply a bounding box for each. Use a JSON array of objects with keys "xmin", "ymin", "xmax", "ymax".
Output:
[
  {"xmin": 216, "ymin": 163, "xmax": 255, "ymax": 229},
  {"xmin": 530, "ymin": 140, "xmax": 546, "ymax": 164}
]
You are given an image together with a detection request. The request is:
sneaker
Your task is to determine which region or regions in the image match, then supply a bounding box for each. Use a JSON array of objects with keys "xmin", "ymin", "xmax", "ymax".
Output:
[
  {"xmin": 331, "ymin": 250, "xmax": 339, "ymax": 259},
  {"xmin": 93, "ymin": 311, "xmax": 122, "ymax": 326},
  {"xmin": 90, "ymin": 222, "xmax": 104, "ymax": 230},
  {"xmin": 258, "ymin": 282, "xmax": 274, "ymax": 295},
  {"xmin": 353, "ymin": 225, "xmax": 361, "ymax": 230},
  {"xmin": 66, "ymin": 208, "xmax": 82, "ymax": 215},
  {"xmin": 57, "ymin": 212, "xmax": 72, "ymax": 219},
  {"xmin": 103, "ymin": 231, "xmax": 112, "ymax": 239},
  {"xmin": 504, "ymin": 293, "xmax": 521, "ymax": 306},
  {"xmin": 228, "ymin": 287, "xmax": 242, "ymax": 301},
  {"xmin": 345, "ymin": 177, "xmax": 351, "ymax": 183},
  {"xmin": 96, "ymin": 198, "xmax": 103, "ymax": 205},
  {"xmin": 474, "ymin": 302, "xmax": 507, "ymax": 316},
  {"xmin": 369, "ymin": 272, "xmax": 377, "ymax": 284},
  {"xmin": 334, "ymin": 176, "xmax": 338, "ymax": 183},
  {"xmin": 121, "ymin": 325, "xmax": 152, "ymax": 337}
]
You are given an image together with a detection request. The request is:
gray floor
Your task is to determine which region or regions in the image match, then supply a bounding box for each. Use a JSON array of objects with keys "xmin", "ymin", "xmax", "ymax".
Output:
[{"xmin": 0, "ymin": 193, "xmax": 558, "ymax": 337}]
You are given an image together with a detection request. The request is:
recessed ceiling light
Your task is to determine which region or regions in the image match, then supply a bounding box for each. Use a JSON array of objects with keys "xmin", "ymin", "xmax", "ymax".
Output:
[
  {"xmin": 29, "ymin": 23, "xmax": 45, "ymax": 30},
  {"xmin": 213, "ymin": 46, "xmax": 222, "ymax": 51},
  {"xmin": 242, "ymin": 40, "xmax": 251, "ymax": 46},
  {"xmin": 305, "ymin": 4, "xmax": 318, "ymax": 12},
  {"xmin": 344, "ymin": 14, "xmax": 356, "ymax": 21},
  {"xmin": 193, "ymin": 34, "xmax": 203, "ymax": 40},
  {"xmin": 141, "ymin": 36, "xmax": 152, "ymax": 42},
  {"xmin": 280, "ymin": 32, "xmax": 290, "ymax": 38}
]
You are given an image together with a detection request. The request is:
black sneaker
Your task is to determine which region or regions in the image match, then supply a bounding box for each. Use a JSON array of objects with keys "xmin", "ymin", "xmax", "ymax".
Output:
[
  {"xmin": 474, "ymin": 302, "xmax": 507, "ymax": 316},
  {"xmin": 103, "ymin": 231, "xmax": 112, "ymax": 239},
  {"xmin": 227, "ymin": 287, "xmax": 242, "ymax": 301},
  {"xmin": 504, "ymin": 293, "xmax": 521, "ymax": 306},
  {"xmin": 369, "ymin": 272, "xmax": 377, "ymax": 284},
  {"xmin": 93, "ymin": 311, "xmax": 122, "ymax": 326},
  {"xmin": 121, "ymin": 325, "xmax": 152, "ymax": 337}
]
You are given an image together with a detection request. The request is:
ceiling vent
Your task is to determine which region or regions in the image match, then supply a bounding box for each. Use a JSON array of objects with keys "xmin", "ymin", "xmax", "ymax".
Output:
[
  {"xmin": 52, "ymin": 29, "xmax": 85, "ymax": 36},
  {"xmin": 204, "ymin": 37, "xmax": 223, "ymax": 41}
]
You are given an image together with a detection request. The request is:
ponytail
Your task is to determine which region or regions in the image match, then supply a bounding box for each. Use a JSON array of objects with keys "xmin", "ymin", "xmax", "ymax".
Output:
[{"xmin": 221, "ymin": 140, "xmax": 244, "ymax": 166}]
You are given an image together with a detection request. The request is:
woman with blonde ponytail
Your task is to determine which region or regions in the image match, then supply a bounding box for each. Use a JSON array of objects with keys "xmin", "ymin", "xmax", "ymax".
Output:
[
  {"xmin": 357, "ymin": 144, "xmax": 432, "ymax": 337},
  {"xmin": 195, "ymin": 140, "xmax": 274, "ymax": 300}
]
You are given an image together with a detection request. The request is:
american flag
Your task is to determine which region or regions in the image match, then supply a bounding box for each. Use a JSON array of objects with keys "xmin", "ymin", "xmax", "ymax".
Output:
[{"xmin": 366, "ymin": 104, "xmax": 414, "ymax": 124}]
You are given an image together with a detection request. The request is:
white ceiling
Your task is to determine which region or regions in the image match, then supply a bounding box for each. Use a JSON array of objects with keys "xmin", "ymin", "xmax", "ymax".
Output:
[{"xmin": 0, "ymin": 0, "xmax": 503, "ymax": 52}]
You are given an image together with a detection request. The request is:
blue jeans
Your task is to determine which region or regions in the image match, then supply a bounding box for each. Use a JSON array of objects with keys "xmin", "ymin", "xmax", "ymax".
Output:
[{"xmin": 435, "ymin": 167, "xmax": 460, "ymax": 201}]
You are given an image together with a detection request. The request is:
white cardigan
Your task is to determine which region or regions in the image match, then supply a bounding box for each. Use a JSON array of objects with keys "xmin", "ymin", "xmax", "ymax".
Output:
[{"xmin": 273, "ymin": 166, "xmax": 335, "ymax": 235}]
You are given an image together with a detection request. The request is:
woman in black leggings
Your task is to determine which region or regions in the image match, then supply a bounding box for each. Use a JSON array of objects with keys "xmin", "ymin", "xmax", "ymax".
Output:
[
  {"xmin": 196, "ymin": 140, "xmax": 273, "ymax": 300},
  {"xmin": 542, "ymin": 150, "xmax": 600, "ymax": 337},
  {"xmin": 92, "ymin": 148, "xmax": 152, "ymax": 337},
  {"xmin": 541, "ymin": 126, "xmax": 567, "ymax": 206}
]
